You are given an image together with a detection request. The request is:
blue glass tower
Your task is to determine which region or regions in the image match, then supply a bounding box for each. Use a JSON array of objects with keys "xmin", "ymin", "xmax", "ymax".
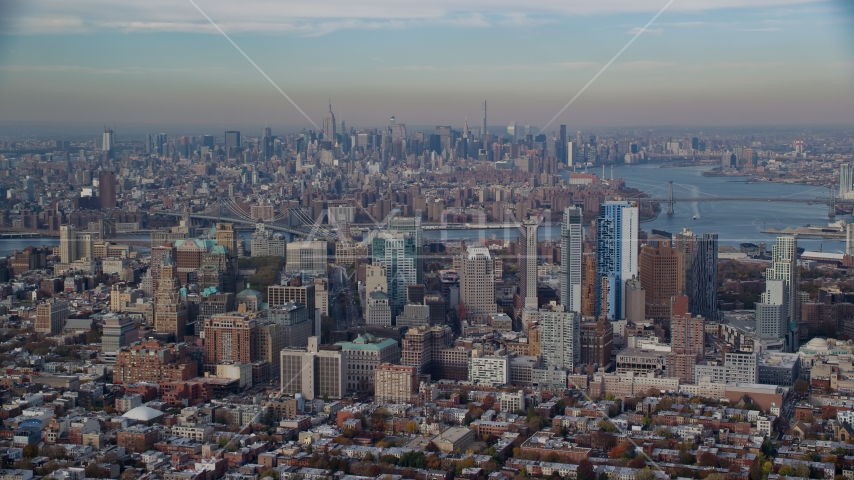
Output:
[{"xmin": 595, "ymin": 201, "xmax": 638, "ymax": 320}]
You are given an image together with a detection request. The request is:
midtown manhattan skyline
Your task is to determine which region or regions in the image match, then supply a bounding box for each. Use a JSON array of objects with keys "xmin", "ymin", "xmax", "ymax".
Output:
[{"xmin": 0, "ymin": 0, "xmax": 852, "ymax": 134}]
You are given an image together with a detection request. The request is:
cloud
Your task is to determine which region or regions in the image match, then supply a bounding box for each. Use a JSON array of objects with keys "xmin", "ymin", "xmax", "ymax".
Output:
[
  {"xmin": 678, "ymin": 61, "xmax": 784, "ymax": 71},
  {"xmin": 733, "ymin": 27, "xmax": 782, "ymax": 32},
  {"xmin": 0, "ymin": 64, "xmax": 227, "ymax": 75},
  {"xmin": 498, "ymin": 13, "xmax": 557, "ymax": 27},
  {"xmin": 550, "ymin": 62, "xmax": 598, "ymax": 69},
  {"xmin": 626, "ymin": 26, "xmax": 663, "ymax": 35},
  {"xmin": 0, "ymin": 0, "xmax": 829, "ymax": 36},
  {"xmin": 612, "ymin": 61, "xmax": 677, "ymax": 71}
]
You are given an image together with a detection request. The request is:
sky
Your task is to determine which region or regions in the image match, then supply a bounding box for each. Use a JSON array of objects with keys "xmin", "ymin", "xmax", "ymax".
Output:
[{"xmin": 0, "ymin": 0, "xmax": 852, "ymax": 135}]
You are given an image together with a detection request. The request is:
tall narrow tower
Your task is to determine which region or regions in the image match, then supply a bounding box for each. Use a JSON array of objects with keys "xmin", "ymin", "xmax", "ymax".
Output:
[
  {"xmin": 560, "ymin": 207, "xmax": 583, "ymax": 314},
  {"xmin": 481, "ymin": 100, "xmax": 487, "ymax": 138},
  {"xmin": 766, "ymin": 236, "xmax": 799, "ymax": 351},
  {"xmin": 595, "ymin": 201, "xmax": 639, "ymax": 320},
  {"xmin": 519, "ymin": 219, "xmax": 540, "ymax": 311},
  {"xmin": 323, "ymin": 100, "xmax": 336, "ymax": 143}
]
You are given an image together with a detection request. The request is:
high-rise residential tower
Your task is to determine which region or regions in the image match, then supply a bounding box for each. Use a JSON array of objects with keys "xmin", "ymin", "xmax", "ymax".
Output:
[
  {"xmin": 560, "ymin": 206, "xmax": 583, "ymax": 314},
  {"xmin": 459, "ymin": 245, "xmax": 497, "ymax": 324},
  {"xmin": 518, "ymin": 219, "xmax": 540, "ymax": 312},
  {"xmin": 539, "ymin": 305, "xmax": 580, "ymax": 371},
  {"xmin": 756, "ymin": 280, "xmax": 788, "ymax": 339},
  {"xmin": 387, "ymin": 216, "xmax": 423, "ymax": 284},
  {"xmin": 639, "ymin": 236, "xmax": 679, "ymax": 321},
  {"xmin": 595, "ymin": 201, "xmax": 638, "ymax": 320},
  {"xmin": 691, "ymin": 233, "xmax": 718, "ymax": 320},
  {"xmin": 372, "ymin": 231, "xmax": 417, "ymax": 320},
  {"xmin": 766, "ymin": 236, "xmax": 799, "ymax": 350}
]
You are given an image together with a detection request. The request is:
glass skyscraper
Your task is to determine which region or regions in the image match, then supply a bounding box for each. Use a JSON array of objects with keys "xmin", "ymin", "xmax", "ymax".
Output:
[{"xmin": 596, "ymin": 201, "xmax": 638, "ymax": 320}]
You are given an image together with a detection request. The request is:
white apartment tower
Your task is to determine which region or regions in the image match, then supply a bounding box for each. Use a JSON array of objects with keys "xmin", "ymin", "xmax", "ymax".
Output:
[
  {"xmin": 766, "ymin": 236, "xmax": 799, "ymax": 351},
  {"xmin": 560, "ymin": 206, "xmax": 583, "ymax": 314},
  {"xmin": 539, "ymin": 305, "xmax": 581, "ymax": 371}
]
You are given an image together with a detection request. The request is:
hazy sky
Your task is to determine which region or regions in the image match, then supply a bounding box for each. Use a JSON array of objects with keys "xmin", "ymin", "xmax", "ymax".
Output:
[{"xmin": 0, "ymin": 0, "xmax": 852, "ymax": 134}]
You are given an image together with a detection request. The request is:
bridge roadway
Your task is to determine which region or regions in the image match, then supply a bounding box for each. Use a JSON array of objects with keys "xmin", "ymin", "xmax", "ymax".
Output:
[
  {"xmin": 158, "ymin": 211, "xmax": 335, "ymax": 239},
  {"xmin": 640, "ymin": 196, "xmax": 850, "ymax": 204}
]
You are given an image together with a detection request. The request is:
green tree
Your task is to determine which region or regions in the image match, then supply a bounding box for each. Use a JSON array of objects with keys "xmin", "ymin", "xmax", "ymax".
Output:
[
  {"xmin": 778, "ymin": 466, "xmax": 794, "ymax": 476},
  {"xmin": 398, "ymin": 451, "xmax": 426, "ymax": 469},
  {"xmin": 378, "ymin": 454, "xmax": 398, "ymax": 465},
  {"xmin": 261, "ymin": 468, "xmax": 279, "ymax": 479},
  {"xmin": 597, "ymin": 420, "xmax": 619, "ymax": 433},
  {"xmin": 636, "ymin": 469, "xmax": 657, "ymax": 480},
  {"xmin": 22, "ymin": 444, "xmax": 38, "ymax": 458},
  {"xmin": 794, "ymin": 379, "xmax": 809, "ymax": 394}
]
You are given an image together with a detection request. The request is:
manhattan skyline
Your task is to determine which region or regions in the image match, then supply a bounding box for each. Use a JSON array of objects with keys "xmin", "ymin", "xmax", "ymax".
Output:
[{"xmin": 0, "ymin": 0, "xmax": 853, "ymax": 134}]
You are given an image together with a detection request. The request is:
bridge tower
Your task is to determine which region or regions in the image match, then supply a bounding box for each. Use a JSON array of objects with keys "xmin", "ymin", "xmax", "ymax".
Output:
[
  {"xmin": 666, "ymin": 181, "xmax": 674, "ymax": 215},
  {"xmin": 218, "ymin": 197, "xmax": 228, "ymax": 221},
  {"xmin": 829, "ymin": 188, "xmax": 837, "ymax": 218}
]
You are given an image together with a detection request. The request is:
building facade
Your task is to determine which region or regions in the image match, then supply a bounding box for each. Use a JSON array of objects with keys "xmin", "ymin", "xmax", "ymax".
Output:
[
  {"xmin": 596, "ymin": 201, "xmax": 638, "ymax": 320},
  {"xmin": 35, "ymin": 299, "xmax": 68, "ymax": 334},
  {"xmin": 374, "ymin": 364, "xmax": 418, "ymax": 404},
  {"xmin": 560, "ymin": 206, "xmax": 583, "ymax": 314},
  {"xmin": 459, "ymin": 245, "xmax": 497, "ymax": 324}
]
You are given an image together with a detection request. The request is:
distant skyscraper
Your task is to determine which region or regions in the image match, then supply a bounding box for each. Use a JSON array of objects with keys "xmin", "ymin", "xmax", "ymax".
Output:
[
  {"xmin": 225, "ymin": 131, "xmax": 241, "ymax": 159},
  {"xmin": 99, "ymin": 171, "xmax": 117, "ymax": 210},
  {"xmin": 519, "ymin": 219, "xmax": 540, "ymax": 311},
  {"xmin": 596, "ymin": 201, "xmax": 638, "ymax": 320},
  {"xmin": 560, "ymin": 206, "xmax": 583, "ymax": 314},
  {"xmin": 145, "ymin": 134, "xmax": 152, "ymax": 154},
  {"xmin": 202, "ymin": 134, "xmax": 215, "ymax": 151},
  {"xmin": 559, "ymin": 125, "xmax": 567, "ymax": 163},
  {"xmin": 481, "ymin": 100, "xmax": 487, "ymax": 138},
  {"xmin": 507, "ymin": 122, "xmax": 517, "ymax": 143},
  {"xmin": 766, "ymin": 236, "xmax": 799, "ymax": 351},
  {"xmin": 102, "ymin": 128, "xmax": 114, "ymax": 158},
  {"xmin": 156, "ymin": 133, "xmax": 167, "ymax": 156},
  {"xmin": 840, "ymin": 163, "xmax": 854, "ymax": 199},
  {"xmin": 387, "ymin": 216, "xmax": 423, "ymax": 284},
  {"xmin": 691, "ymin": 233, "xmax": 718, "ymax": 320},
  {"xmin": 60, "ymin": 224, "xmax": 76, "ymax": 264},
  {"xmin": 262, "ymin": 127, "xmax": 273, "ymax": 159},
  {"xmin": 323, "ymin": 101, "xmax": 336, "ymax": 143}
]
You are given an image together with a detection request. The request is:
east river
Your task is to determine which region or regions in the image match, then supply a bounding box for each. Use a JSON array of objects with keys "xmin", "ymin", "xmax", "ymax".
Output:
[{"xmin": 0, "ymin": 163, "xmax": 844, "ymax": 257}]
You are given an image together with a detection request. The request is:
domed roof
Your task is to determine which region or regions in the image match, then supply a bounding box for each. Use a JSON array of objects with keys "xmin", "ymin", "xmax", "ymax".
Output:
[
  {"xmin": 122, "ymin": 405, "xmax": 164, "ymax": 422},
  {"xmin": 805, "ymin": 337, "xmax": 829, "ymax": 350}
]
